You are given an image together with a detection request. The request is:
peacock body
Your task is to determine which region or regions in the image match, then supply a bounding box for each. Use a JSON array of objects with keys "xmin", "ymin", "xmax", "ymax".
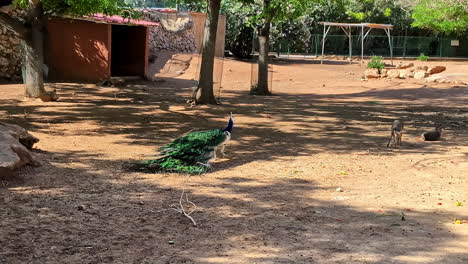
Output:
[{"xmin": 137, "ymin": 114, "xmax": 234, "ymax": 174}]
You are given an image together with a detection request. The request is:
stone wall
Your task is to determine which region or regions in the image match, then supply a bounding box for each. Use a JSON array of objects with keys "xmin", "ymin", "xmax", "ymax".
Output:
[
  {"xmin": 141, "ymin": 10, "xmax": 197, "ymax": 56},
  {"xmin": 0, "ymin": 6, "xmax": 23, "ymax": 80}
]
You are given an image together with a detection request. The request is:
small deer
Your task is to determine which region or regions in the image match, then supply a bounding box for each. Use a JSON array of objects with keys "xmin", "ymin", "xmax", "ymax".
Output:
[
  {"xmin": 387, "ymin": 120, "xmax": 404, "ymax": 148},
  {"xmin": 422, "ymin": 123, "xmax": 443, "ymax": 141}
]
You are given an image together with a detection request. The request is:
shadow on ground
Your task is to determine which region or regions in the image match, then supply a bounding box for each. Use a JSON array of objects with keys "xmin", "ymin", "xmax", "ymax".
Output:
[
  {"xmin": 0, "ymin": 149, "xmax": 466, "ymax": 263},
  {"xmin": 0, "ymin": 77, "xmax": 467, "ymax": 263}
]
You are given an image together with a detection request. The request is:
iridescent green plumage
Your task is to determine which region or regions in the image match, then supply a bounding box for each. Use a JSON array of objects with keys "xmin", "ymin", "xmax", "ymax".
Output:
[{"xmin": 133, "ymin": 115, "xmax": 234, "ymax": 174}]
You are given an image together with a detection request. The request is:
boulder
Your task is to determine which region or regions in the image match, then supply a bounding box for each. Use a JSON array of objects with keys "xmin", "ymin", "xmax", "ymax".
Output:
[
  {"xmin": 0, "ymin": 123, "xmax": 40, "ymax": 177},
  {"xmin": 396, "ymin": 62, "xmax": 414, "ymax": 69},
  {"xmin": 364, "ymin": 68, "xmax": 380, "ymax": 79},
  {"xmin": 380, "ymin": 68, "xmax": 388, "ymax": 78},
  {"xmin": 398, "ymin": 69, "xmax": 410, "ymax": 79},
  {"xmin": 416, "ymin": 66, "xmax": 428, "ymax": 71},
  {"xmin": 427, "ymin": 66, "xmax": 446, "ymax": 75},
  {"xmin": 387, "ymin": 69, "xmax": 400, "ymax": 79},
  {"xmin": 414, "ymin": 70, "xmax": 429, "ymax": 79}
]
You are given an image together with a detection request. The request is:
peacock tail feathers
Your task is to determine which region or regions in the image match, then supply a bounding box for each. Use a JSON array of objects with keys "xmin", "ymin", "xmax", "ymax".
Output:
[{"xmin": 131, "ymin": 114, "xmax": 234, "ymax": 174}]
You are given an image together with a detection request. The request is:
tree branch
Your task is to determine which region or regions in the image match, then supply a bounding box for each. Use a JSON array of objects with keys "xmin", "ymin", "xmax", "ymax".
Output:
[{"xmin": 0, "ymin": 11, "xmax": 28, "ymax": 38}]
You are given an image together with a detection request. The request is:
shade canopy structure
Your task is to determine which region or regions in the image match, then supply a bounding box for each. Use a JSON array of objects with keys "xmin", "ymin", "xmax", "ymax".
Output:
[{"xmin": 319, "ymin": 22, "xmax": 394, "ymax": 65}]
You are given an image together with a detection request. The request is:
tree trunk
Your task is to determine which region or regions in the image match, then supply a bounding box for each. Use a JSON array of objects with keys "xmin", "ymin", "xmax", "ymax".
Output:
[
  {"xmin": 22, "ymin": 4, "xmax": 55, "ymax": 101},
  {"xmin": 251, "ymin": 23, "xmax": 272, "ymax": 96},
  {"xmin": 193, "ymin": 0, "xmax": 220, "ymax": 105},
  {"xmin": 0, "ymin": 5, "xmax": 56, "ymax": 101}
]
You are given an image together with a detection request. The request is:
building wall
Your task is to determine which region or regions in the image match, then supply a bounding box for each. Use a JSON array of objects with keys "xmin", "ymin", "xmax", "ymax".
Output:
[{"xmin": 46, "ymin": 18, "xmax": 112, "ymax": 82}]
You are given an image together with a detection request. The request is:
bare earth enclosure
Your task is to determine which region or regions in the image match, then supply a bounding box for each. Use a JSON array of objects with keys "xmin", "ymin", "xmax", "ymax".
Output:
[{"xmin": 0, "ymin": 58, "xmax": 467, "ymax": 263}]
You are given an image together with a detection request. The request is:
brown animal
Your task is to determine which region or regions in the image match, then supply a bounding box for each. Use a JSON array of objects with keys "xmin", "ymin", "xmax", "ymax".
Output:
[{"xmin": 387, "ymin": 120, "xmax": 404, "ymax": 148}]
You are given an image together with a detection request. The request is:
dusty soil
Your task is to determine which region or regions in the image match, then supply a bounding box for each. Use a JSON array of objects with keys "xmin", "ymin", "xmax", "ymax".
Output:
[{"xmin": 1, "ymin": 58, "xmax": 467, "ymax": 264}]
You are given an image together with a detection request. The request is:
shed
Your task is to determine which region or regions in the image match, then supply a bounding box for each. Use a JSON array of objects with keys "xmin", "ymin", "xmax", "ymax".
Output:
[
  {"xmin": 46, "ymin": 14, "xmax": 159, "ymax": 82},
  {"xmin": 319, "ymin": 22, "xmax": 394, "ymax": 64}
]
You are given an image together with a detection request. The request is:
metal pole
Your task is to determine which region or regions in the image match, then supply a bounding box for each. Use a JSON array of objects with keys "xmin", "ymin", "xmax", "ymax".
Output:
[
  {"xmin": 361, "ymin": 26, "xmax": 364, "ymax": 63},
  {"xmin": 386, "ymin": 29, "xmax": 393, "ymax": 65},
  {"xmin": 321, "ymin": 25, "xmax": 326, "ymax": 64},
  {"xmin": 349, "ymin": 26, "xmax": 352, "ymax": 63}
]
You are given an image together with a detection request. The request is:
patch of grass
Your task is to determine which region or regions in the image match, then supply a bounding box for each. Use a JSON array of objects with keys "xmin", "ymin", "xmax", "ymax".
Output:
[
  {"xmin": 417, "ymin": 53, "xmax": 429, "ymax": 61},
  {"xmin": 367, "ymin": 56, "xmax": 385, "ymax": 73}
]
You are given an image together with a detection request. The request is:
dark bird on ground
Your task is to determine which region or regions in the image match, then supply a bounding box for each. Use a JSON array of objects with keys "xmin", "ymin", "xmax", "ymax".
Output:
[
  {"xmin": 132, "ymin": 113, "xmax": 234, "ymax": 174},
  {"xmin": 422, "ymin": 123, "xmax": 443, "ymax": 141}
]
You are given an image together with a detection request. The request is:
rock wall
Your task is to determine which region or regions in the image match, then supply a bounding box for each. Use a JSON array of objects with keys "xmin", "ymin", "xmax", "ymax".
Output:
[
  {"xmin": 0, "ymin": 6, "xmax": 23, "ymax": 80},
  {"xmin": 141, "ymin": 10, "xmax": 197, "ymax": 56}
]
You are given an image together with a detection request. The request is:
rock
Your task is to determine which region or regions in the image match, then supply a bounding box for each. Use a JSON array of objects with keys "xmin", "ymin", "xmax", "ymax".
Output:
[
  {"xmin": 416, "ymin": 66, "xmax": 428, "ymax": 71},
  {"xmin": 396, "ymin": 62, "xmax": 414, "ymax": 69},
  {"xmin": 0, "ymin": 123, "xmax": 40, "ymax": 177},
  {"xmin": 387, "ymin": 69, "xmax": 400, "ymax": 79},
  {"xmin": 427, "ymin": 66, "xmax": 446, "ymax": 75},
  {"xmin": 364, "ymin": 68, "xmax": 380, "ymax": 79},
  {"xmin": 336, "ymin": 187, "xmax": 344, "ymax": 192},
  {"xmin": 399, "ymin": 69, "xmax": 410, "ymax": 79},
  {"xmin": 436, "ymin": 78, "xmax": 450, "ymax": 83},
  {"xmin": 0, "ymin": 57, "xmax": 8, "ymax": 66},
  {"xmin": 414, "ymin": 70, "xmax": 429, "ymax": 79},
  {"xmin": 380, "ymin": 69, "xmax": 388, "ymax": 78}
]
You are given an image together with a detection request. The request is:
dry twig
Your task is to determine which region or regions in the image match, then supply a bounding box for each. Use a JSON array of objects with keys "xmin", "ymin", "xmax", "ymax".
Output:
[{"xmin": 171, "ymin": 189, "xmax": 197, "ymax": 226}]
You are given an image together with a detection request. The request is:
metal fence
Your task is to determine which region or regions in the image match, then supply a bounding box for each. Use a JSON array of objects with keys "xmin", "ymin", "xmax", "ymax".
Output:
[{"xmin": 274, "ymin": 35, "xmax": 468, "ymax": 58}]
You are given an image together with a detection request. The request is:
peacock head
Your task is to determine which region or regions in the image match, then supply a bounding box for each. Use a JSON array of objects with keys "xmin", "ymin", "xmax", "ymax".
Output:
[{"xmin": 223, "ymin": 113, "xmax": 234, "ymax": 133}]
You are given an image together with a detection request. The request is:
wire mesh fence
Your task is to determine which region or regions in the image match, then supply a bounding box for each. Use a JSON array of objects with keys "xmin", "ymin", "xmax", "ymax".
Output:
[
  {"xmin": 194, "ymin": 55, "xmax": 225, "ymax": 100},
  {"xmin": 273, "ymin": 35, "xmax": 468, "ymax": 58}
]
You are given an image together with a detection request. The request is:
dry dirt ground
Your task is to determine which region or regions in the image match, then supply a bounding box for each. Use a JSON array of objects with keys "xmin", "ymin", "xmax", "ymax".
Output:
[{"xmin": 1, "ymin": 58, "xmax": 467, "ymax": 264}]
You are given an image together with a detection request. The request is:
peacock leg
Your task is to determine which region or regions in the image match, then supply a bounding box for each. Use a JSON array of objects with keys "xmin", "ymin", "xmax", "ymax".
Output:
[
  {"xmin": 196, "ymin": 162, "xmax": 211, "ymax": 168},
  {"xmin": 220, "ymin": 144, "xmax": 227, "ymax": 158},
  {"xmin": 212, "ymin": 148, "xmax": 217, "ymax": 161}
]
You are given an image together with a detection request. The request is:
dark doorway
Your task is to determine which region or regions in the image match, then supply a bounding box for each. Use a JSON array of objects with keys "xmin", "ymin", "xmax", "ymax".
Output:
[{"xmin": 111, "ymin": 25, "xmax": 147, "ymax": 76}]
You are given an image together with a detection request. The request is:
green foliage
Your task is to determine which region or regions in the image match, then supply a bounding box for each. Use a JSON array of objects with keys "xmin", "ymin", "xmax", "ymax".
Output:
[
  {"xmin": 412, "ymin": 0, "xmax": 468, "ymax": 34},
  {"xmin": 384, "ymin": 7, "xmax": 392, "ymax": 17},
  {"xmin": 140, "ymin": 129, "xmax": 229, "ymax": 174},
  {"xmin": 222, "ymin": 1, "xmax": 256, "ymax": 58},
  {"xmin": 244, "ymin": 0, "xmax": 308, "ymax": 28},
  {"xmin": 13, "ymin": 0, "xmax": 138, "ymax": 18},
  {"xmin": 367, "ymin": 56, "xmax": 385, "ymax": 72},
  {"xmin": 229, "ymin": 25, "xmax": 254, "ymax": 58},
  {"xmin": 271, "ymin": 16, "xmax": 312, "ymax": 53},
  {"xmin": 417, "ymin": 53, "xmax": 429, "ymax": 61},
  {"xmin": 348, "ymin": 11, "xmax": 366, "ymax": 21}
]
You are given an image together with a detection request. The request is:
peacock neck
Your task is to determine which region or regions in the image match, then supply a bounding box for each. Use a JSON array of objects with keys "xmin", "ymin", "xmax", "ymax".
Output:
[{"xmin": 223, "ymin": 117, "xmax": 233, "ymax": 133}]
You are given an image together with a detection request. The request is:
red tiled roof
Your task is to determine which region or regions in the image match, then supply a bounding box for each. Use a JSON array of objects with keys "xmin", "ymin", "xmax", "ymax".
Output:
[{"xmin": 82, "ymin": 13, "xmax": 159, "ymax": 27}]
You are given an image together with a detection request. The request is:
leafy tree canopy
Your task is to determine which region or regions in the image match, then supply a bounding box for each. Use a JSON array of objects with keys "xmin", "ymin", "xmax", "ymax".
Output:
[
  {"xmin": 12, "ymin": 0, "xmax": 137, "ymax": 17},
  {"xmin": 412, "ymin": 0, "xmax": 468, "ymax": 35}
]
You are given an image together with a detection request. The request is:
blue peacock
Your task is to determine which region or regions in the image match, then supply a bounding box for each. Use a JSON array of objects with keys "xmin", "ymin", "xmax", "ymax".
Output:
[{"xmin": 134, "ymin": 113, "xmax": 234, "ymax": 174}]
